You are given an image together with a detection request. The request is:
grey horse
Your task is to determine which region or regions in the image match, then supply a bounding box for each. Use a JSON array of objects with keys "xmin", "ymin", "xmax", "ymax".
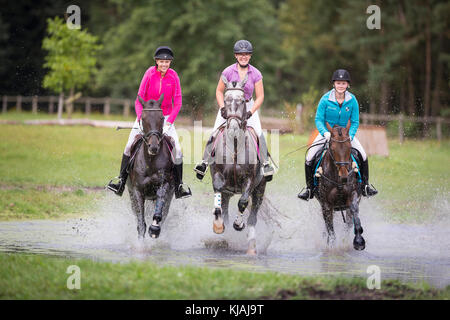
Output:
[
  {"xmin": 315, "ymin": 121, "xmax": 365, "ymax": 250},
  {"xmin": 209, "ymin": 75, "xmax": 267, "ymax": 255},
  {"xmin": 127, "ymin": 95, "xmax": 175, "ymax": 239}
]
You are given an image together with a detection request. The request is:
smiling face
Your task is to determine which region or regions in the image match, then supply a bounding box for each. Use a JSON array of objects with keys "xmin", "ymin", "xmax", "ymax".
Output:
[
  {"xmin": 234, "ymin": 53, "xmax": 251, "ymax": 67},
  {"xmin": 155, "ymin": 59, "xmax": 172, "ymax": 74},
  {"xmin": 334, "ymin": 80, "xmax": 349, "ymax": 94}
]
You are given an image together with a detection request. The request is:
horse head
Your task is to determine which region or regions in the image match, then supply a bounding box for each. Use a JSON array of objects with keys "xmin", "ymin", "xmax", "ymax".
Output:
[
  {"xmin": 221, "ymin": 74, "xmax": 248, "ymax": 138},
  {"xmin": 138, "ymin": 94, "xmax": 165, "ymax": 156},
  {"xmin": 326, "ymin": 120, "xmax": 352, "ymax": 182}
]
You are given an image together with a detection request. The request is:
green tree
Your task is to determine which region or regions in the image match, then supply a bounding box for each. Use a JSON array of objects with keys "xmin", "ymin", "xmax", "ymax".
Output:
[
  {"xmin": 42, "ymin": 16, "xmax": 102, "ymax": 118},
  {"xmin": 97, "ymin": 0, "xmax": 281, "ymax": 119}
]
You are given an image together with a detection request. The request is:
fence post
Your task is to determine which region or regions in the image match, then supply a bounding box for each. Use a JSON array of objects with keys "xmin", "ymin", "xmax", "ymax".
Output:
[
  {"xmin": 398, "ymin": 114, "xmax": 404, "ymax": 144},
  {"xmin": 123, "ymin": 100, "xmax": 130, "ymax": 117},
  {"xmin": 16, "ymin": 95, "xmax": 22, "ymax": 112},
  {"xmin": 2, "ymin": 96, "xmax": 7, "ymax": 113},
  {"xmin": 32, "ymin": 95, "xmax": 38, "ymax": 114},
  {"xmin": 85, "ymin": 98, "xmax": 91, "ymax": 115},
  {"xmin": 57, "ymin": 92, "xmax": 64, "ymax": 120},
  {"xmin": 48, "ymin": 96, "xmax": 55, "ymax": 114},
  {"xmin": 104, "ymin": 98, "xmax": 110, "ymax": 116},
  {"xmin": 436, "ymin": 117, "xmax": 442, "ymax": 142}
]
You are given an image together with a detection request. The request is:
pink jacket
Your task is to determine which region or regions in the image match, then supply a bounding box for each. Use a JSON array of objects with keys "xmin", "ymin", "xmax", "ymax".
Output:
[{"xmin": 135, "ymin": 66, "xmax": 182, "ymax": 124}]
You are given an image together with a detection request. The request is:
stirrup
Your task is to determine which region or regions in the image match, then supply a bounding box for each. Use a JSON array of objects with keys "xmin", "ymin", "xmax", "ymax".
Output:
[
  {"xmin": 106, "ymin": 177, "xmax": 125, "ymax": 196},
  {"xmin": 297, "ymin": 187, "xmax": 311, "ymax": 201},
  {"xmin": 175, "ymin": 184, "xmax": 192, "ymax": 199},
  {"xmin": 194, "ymin": 162, "xmax": 208, "ymax": 178},
  {"xmin": 363, "ymin": 184, "xmax": 378, "ymax": 197}
]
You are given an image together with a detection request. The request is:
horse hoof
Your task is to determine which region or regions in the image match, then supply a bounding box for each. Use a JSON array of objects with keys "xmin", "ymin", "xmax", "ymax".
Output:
[
  {"xmin": 238, "ymin": 199, "xmax": 248, "ymax": 213},
  {"xmin": 149, "ymin": 224, "xmax": 161, "ymax": 239},
  {"xmin": 233, "ymin": 221, "xmax": 245, "ymax": 231},
  {"xmin": 353, "ymin": 236, "xmax": 365, "ymax": 250},
  {"xmin": 213, "ymin": 218, "xmax": 225, "ymax": 234}
]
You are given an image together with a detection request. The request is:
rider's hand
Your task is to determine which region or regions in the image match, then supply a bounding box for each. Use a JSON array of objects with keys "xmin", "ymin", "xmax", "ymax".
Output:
[
  {"xmin": 220, "ymin": 107, "xmax": 227, "ymax": 119},
  {"xmin": 163, "ymin": 123, "xmax": 173, "ymax": 135},
  {"xmin": 324, "ymin": 132, "xmax": 331, "ymax": 141},
  {"xmin": 244, "ymin": 111, "xmax": 253, "ymax": 120}
]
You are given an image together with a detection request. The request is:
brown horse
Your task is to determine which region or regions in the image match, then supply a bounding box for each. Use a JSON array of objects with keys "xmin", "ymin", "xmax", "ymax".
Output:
[{"xmin": 315, "ymin": 120, "xmax": 365, "ymax": 250}]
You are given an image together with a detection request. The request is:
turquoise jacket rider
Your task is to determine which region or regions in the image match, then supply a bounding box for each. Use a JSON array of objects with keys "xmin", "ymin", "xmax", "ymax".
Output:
[{"xmin": 315, "ymin": 89, "xmax": 359, "ymax": 140}]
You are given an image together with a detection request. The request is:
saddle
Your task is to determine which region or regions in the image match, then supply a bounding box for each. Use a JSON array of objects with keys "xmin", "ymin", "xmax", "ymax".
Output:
[
  {"xmin": 127, "ymin": 134, "xmax": 175, "ymax": 172},
  {"xmin": 210, "ymin": 124, "xmax": 262, "ymax": 162},
  {"xmin": 312, "ymin": 146, "xmax": 363, "ymax": 187}
]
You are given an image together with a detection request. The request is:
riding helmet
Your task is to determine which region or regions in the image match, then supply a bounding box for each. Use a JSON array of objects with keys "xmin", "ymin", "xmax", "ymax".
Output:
[
  {"xmin": 233, "ymin": 40, "xmax": 253, "ymax": 54},
  {"xmin": 331, "ymin": 69, "xmax": 351, "ymax": 83},
  {"xmin": 154, "ymin": 46, "xmax": 174, "ymax": 60}
]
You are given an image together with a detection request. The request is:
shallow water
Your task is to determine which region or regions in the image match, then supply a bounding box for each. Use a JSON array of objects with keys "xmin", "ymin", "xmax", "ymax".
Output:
[{"xmin": 0, "ymin": 191, "xmax": 449, "ymax": 288}]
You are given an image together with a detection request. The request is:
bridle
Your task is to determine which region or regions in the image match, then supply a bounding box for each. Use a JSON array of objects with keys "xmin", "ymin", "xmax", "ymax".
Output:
[
  {"xmin": 328, "ymin": 136, "xmax": 352, "ymax": 167},
  {"xmin": 224, "ymin": 87, "xmax": 247, "ymax": 130},
  {"xmin": 140, "ymin": 108, "xmax": 164, "ymax": 149}
]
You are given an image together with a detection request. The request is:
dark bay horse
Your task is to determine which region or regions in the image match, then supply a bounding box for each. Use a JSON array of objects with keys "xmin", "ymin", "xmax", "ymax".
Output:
[
  {"xmin": 315, "ymin": 121, "xmax": 365, "ymax": 250},
  {"xmin": 127, "ymin": 94, "xmax": 175, "ymax": 239},
  {"xmin": 209, "ymin": 75, "xmax": 267, "ymax": 255}
]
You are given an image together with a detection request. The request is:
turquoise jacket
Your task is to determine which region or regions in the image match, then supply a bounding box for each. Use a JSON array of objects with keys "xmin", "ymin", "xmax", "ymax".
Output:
[{"xmin": 315, "ymin": 89, "xmax": 359, "ymax": 139}]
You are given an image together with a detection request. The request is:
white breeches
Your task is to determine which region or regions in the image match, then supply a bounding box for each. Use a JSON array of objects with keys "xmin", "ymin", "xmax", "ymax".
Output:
[
  {"xmin": 124, "ymin": 117, "xmax": 182, "ymax": 161},
  {"xmin": 212, "ymin": 99, "xmax": 262, "ymax": 137},
  {"xmin": 306, "ymin": 133, "xmax": 367, "ymax": 163}
]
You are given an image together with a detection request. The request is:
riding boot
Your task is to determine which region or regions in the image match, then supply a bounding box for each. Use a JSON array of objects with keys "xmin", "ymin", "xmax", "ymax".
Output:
[
  {"xmin": 298, "ymin": 162, "xmax": 315, "ymax": 201},
  {"xmin": 174, "ymin": 163, "xmax": 192, "ymax": 199},
  {"xmin": 107, "ymin": 154, "xmax": 130, "ymax": 196},
  {"xmin": 194, "ymin": 134, "xmax": 215, "ymax": 180},
  {"xmin": 258, "ymin": 134, "xmax": 274, "ymax": 181},
  {"xmin": 360, "ymin": 159, "xmax": 378, "ymax": 197}
]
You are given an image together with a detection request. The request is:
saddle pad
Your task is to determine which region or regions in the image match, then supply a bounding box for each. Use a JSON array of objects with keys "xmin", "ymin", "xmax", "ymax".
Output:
[{"xmin": 210, "ymin": 126, "xmax": 260, "ymax": 160}]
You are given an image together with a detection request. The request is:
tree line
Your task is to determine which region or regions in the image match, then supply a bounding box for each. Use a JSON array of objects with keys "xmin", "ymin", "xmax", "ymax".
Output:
[{"xmin": 0, "ymin": 0, "xmax": 448, "ymax": 119}]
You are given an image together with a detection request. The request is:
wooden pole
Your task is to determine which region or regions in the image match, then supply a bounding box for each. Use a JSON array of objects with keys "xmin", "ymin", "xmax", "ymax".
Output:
[
  {"xmin": 49, "ymin": 96, "xmax": 55, "ymax": 114},
  {"xmin": 398, "ymin": 114, "xmax": 404, "ymax": 144},
  {"xmin": 436, "ymin": 117, "xmax": 442, "ymax": 142},
  {"xmin": 2, "ymin": 96, "xmax": 7, "ymax": 113},
  {"xmin": 16, "ymin": 95, "xmax": 22, "ymax": 112},
  {"xmin": 32, "ymin": 95, "xmax": 38, "ymax": 114},
  {"xmin": 85, "ymin": 98, "xmax": 91, "ymax": 115},
  {"xmin": 104, "ymin": 98, "xmax": 110, "ymax": 116},
  {"xmin": 123, "ymin": 100, "xmax": 130, "ymax": 117}
]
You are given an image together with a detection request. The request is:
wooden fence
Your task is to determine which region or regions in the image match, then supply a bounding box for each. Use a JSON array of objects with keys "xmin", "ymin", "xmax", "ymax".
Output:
[{"xmin": 2, "ymin": 95, "xmax": 449, "ymax": 141}]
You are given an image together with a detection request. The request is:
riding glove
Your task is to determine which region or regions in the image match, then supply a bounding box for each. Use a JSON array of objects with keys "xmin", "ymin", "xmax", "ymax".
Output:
[
  {"xmin": 220, "ymin": 107, "xmax": 227, "ymax": 119},
  {"xmin": 244, "ymin": 111, "xmax": 253, "ymax": 120},
  {"xmin": 163, "ymin": 123, "xmax": 173, "ymax": 135}
]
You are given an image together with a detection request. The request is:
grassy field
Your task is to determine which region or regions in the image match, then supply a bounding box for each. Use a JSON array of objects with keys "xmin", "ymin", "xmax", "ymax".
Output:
[
  {"xmin": 0, "ymin": 253, "xmax": 447, "ymax": 299},
  {"xmin": 1, "ymin": 120, "xmax": 449, "ymax": 222}
]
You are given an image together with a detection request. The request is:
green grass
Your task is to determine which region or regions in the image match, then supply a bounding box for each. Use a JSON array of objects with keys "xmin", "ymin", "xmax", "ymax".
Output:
[
  {"xmin": 0, "ymin": 253, "xmax": 447, "ymax": 299},
  {"xmin": 0, "ymin": 118, "xmax": 449, "ymax": 222}
]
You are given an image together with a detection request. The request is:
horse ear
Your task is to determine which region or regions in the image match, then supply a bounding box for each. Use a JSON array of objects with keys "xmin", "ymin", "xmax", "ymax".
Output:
[
  {"xmin": 138, "ymin": 95, "xmax": 146, "ymax": 107},
  {"xmin": 221, "ymin": 75, "xmax": 229, "ymax": 87},
  {"xmin": 240, "ymin": 73, "xmax": 248, "ymax": 88},
  {"xmin": 326, "ymin": 122, "xmax": 333, "ymax": 132},
  {"xmin": 157, "ymin": 93, "xmax": 164, "ymax": 106},
  {"xmin": 345, "ymin": 120, "xmax": 351, "ymax": 134}
]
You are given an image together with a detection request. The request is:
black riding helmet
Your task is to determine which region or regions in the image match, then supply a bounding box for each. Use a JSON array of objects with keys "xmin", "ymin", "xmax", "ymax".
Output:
[
  {"xmin": 332, "ymin": 69, "xmax": 351, "ymax": 83},
  {"xmin": 233, "ymin": 40, "xmax": 253, "ymax": 54},
  {"xmin": 154, "ymin": 46, "xmax": 174, "ymax": 60}
]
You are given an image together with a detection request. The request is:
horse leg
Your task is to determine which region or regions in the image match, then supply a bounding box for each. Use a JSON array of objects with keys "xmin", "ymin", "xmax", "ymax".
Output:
[
  {"xmin": 350, "ymin": 192, "xmax": 365, "ymax": 250},
  {"xmin": 322, "ymin": 206, "xmax": 336, "ymax": 246},
  {"xmin": 213, "ymin": 192, "xmax": 225, "ymax": 234},
  {"xmin": 246, "ymin": 183, "xmax": 265, "ymax": 255},
  {"xmin": 149, "ymin": 182, "xmax": 170, "ymax": 239},
  {"xmin": 129, "ymin": 188, "xmax": 146, "ymax": 240},
  {"xmin": 234, "ymin": 179, "xmax": 253, "ymax": 231}
]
